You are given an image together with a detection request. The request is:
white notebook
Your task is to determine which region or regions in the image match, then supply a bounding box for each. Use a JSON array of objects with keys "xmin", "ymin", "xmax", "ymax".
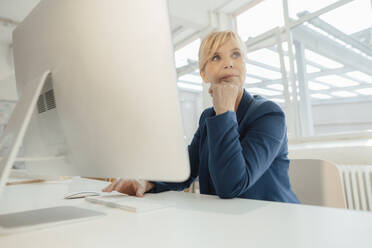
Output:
[{"xmin": 85, "ymin": 194, "xmax": 172, "ymax": 213}]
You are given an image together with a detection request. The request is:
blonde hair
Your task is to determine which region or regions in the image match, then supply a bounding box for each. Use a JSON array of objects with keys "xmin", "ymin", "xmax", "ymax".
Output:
[{"xmin": 198, "ymin": 30, "xmax": 247, "ymax": 72}]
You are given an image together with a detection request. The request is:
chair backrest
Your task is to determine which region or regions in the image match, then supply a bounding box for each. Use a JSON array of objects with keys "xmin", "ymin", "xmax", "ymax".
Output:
[{"xmin": 289, "ymin": 159, "xmax": 346, "ymax": 208}]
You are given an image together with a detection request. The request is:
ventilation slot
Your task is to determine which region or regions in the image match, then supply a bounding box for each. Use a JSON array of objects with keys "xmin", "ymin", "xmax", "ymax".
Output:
[
  {"xmin": 45, "ymin": 89, "xmax": 56, "ymax": 110},
  {"xmin": 37, "ymin": 95, "xmax": 46, "ymax": 113}
]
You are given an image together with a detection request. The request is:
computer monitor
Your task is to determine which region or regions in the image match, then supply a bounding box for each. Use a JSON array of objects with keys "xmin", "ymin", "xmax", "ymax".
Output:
[{"xmin": 0, "ymin": 0, "xmax": 190, "ymax": 193}]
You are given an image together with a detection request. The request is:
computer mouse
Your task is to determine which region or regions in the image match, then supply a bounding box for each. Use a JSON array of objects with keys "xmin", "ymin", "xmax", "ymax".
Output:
[{"xmin": 64, "ymin": 191, "xmax": 101, "ymax": 199}]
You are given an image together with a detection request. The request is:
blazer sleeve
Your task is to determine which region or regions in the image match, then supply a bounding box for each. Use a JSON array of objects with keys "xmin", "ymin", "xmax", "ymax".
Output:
[{"xmin": 205, "ymin": 102, "xmax": 286, "ymax": 198}]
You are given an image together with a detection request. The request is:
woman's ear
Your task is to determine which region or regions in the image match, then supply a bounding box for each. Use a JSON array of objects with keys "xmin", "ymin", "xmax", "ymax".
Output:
[{"xmin": 200, "ymin": 70, "xmax": 209, "ymax": 83}]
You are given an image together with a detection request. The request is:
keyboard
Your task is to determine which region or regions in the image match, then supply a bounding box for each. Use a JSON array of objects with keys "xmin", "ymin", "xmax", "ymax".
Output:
[{"xmin": 85, "ymin": 194, "xmax": 172, "ymax": 213}]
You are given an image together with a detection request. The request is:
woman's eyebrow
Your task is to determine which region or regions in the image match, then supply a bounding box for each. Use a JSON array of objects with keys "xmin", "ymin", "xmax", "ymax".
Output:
[{"xmin": 231, "ymin": 48, "xmax": 240, "ymax": 51}]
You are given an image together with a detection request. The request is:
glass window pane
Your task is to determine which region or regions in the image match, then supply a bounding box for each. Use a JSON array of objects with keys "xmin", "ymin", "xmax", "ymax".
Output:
[
  {"xmin": 320, "ymin": 0, "xmax": 372, "ymax": 35},
  {"xmin": 244, "ymin": 44, "xmax": 290, "ymax": 110},
  {"xmin": 290, "ymin": 0, "xmax": 372, "ymax": 136},
  {"xmin": 236, "ymin": 0, "xmax": 284, "ymax": 41},
  {"xmin": 174, "ymin": 39, "xmax": 201, "ymax": 68}
]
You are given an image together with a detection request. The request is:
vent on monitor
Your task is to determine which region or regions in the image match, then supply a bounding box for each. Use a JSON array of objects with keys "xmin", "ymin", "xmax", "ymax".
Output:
[
  {"xmin": 45, "ymin": 89, "xmax": 56, "ymax": 110},
  {"xmin": 37, "ymin": 89, "xmax": 57, "ymax": 114},
  {"xmin": 37, "ymin": 94, "xmax": 46, "ymax": 113}
]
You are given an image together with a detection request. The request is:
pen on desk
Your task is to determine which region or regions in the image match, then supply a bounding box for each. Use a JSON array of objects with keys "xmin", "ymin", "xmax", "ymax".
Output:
[{"xmin": 6, "ymin": 179, "xmax": 45, "ymax": 186}]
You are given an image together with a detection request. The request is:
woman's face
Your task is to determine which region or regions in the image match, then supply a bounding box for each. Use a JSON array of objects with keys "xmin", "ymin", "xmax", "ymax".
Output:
[{"xmin": 200, "ymin": 38, "xmax": 246, "ymax": 96}]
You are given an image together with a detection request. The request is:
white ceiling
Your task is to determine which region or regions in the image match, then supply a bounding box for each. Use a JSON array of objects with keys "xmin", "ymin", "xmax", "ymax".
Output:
[
  {"xmin": 0, "ymin": 0, "xmax": 39, "ymax": 44},
  {"xmin": 0, "ymin": 0, "xmax": 255, "ymax": 45},
  {"xmin": 0, "ymin": 0, "xmax": 39, "ymax": 21}
]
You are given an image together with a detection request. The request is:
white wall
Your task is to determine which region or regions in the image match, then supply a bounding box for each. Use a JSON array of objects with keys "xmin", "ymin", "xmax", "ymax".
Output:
[
  {"xmin": 0, "ymin": 44, "xmax": 13, "ymax": 79},
  {"xmin": 0, "ymin": 75, "xmax": 17, "ymax": 101}
]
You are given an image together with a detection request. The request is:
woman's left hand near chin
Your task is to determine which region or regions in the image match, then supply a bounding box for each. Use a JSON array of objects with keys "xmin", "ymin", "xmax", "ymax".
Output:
[{"xmin": 211, "ymin": 81, "xmax": 240, "ymax": 115}]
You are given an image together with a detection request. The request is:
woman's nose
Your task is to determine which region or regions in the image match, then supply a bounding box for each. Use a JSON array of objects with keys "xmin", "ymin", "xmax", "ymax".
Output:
[{"xmin": 223, "ymin": 59, "xmax": 233, "ymax": 69}]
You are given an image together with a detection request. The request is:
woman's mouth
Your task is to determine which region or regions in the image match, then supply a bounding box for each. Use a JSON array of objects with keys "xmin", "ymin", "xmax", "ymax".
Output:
[{"xmin": 220, "ymin": 75, "xmax": 238, "ymax": 81}]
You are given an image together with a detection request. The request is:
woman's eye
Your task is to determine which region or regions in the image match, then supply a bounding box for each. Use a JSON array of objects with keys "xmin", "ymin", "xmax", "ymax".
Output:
[
  {"xmin": 212, "ymin": 55, "xmax": 220, "ymax": 61},
  {"xmin": 232, "ymin": 51, "xmax": 241, "ymax": 58}
]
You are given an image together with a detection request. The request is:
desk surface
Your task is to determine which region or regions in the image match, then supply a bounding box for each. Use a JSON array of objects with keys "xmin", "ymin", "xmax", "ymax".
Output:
[{"xmin": 1, "ymin": 180, "xmax": 372, "ymax": 248}]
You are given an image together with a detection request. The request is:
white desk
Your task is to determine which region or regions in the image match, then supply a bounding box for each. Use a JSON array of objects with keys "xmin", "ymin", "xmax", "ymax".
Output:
[{"xmin": 1, "ymin": 180, "xmax": 372, "ymax": 248}]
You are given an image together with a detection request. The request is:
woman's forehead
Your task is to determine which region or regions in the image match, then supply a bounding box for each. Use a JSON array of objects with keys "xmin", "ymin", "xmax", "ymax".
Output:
[{"xmin": 215, "ymin": 38, "xmax": 241, "ymax": 52}]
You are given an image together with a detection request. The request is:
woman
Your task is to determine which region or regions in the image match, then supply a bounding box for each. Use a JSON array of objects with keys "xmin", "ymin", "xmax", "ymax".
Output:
[{"xmin": 103, "ymin": 31, "xmax": 299, "ymax": 203}]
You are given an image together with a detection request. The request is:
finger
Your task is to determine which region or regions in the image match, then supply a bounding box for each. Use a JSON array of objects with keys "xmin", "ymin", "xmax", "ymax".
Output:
[
  {"xmin": 102, "ymin": 179, "xmax": 120, "ymax": 192},
  {"xmin": 136, "ymin": 187, "xmax": 144, "ymax": 197}
]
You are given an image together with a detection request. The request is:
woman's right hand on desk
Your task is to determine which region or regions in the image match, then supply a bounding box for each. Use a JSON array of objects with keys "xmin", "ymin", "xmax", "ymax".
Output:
[{"xmin": 102, "ymin": 179, "xmax": 154, "ymax": 197}]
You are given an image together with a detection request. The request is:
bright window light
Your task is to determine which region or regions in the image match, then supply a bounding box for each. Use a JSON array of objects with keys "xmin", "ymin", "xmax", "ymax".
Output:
[
  {"xmin": 346, "ymin": 71, "xmax": 372, "ymax": 84},
  {"xmin": 245, "ymin": 64, "xmax": 282, "ymax": 80},
  {"xmin": 178, "ymin": 74, "xmax": 203, "ymax": 84},
  {"xmin": 316, "ymin": 75, "xmax": 359, "ymax": 87},
  {"xmin": 288, "ymin": 0, "xmax": 339, "ymax": 19},
  {"xmin": 283, "ymin": 56, "xmax": 291, "ymax": 71},
  {"xmin": 305, "ymin": 50, "xmax": 343, "ymax": 69},
  {"xmin": 311, "ymin": 93, "xmax": 332, "ymax": 99},
  {"xmin": 247, "ymin": 49, "xmax": 280, "ymax": 68},
  {"xmin": 275, "ymin": 42, "xmax": 290, "ymax": 53},
  {"xmin": 267, "ymin": 84, "xmax": 284, "ymax": 91},
  {"xmin": 331, "ymin": 91, "xmax": 357, "ymax": 98},
  {"xmin": 306, "ymin": 65, "xmax": 321, "ymax": 73},
  {"xmin": 245, "ymin": 75, "xmax": 262, "ymax": 84},
  {"xmin": 267, "ymin": 83, "xmax": 292, "ymax": 93},
  {"xmin": 289, "ymin": 1, "xmax": 371, "ymax": 35},
  {"xmin": 270, "ymin": 98, "xmax": 285, "ymax": 103},
  {"xmin": 320, "ymin": 0, "xmax": 372, "ymax": 35},
  {"xmin": 355, "ymin": 88, "xmax": 372, "ymax": 95},
  {"xmin": 308, "ymin": 81, "xmax": 330, "ymax": 90},
  {"xmin": 177, "ymin": 82, "xmax": 202, "ymax": 92},
  {"xmin": 175, "ymin": 39, "xmax": 201, "ymax": 68},
  {"xmin": 246, "ymin": 87, "xmax": 282, "ymax": 96},
  {"xmin": 236, "ymin": 0, "xmax": 284, "ymax": 41}
]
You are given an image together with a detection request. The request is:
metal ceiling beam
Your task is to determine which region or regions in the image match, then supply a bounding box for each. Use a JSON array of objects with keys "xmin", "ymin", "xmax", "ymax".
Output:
[
  {"xmin": 268, "ymin": 46, "xmax": 343, "ymax": 73},
  {"xmin": 306, "ymin": 67, "xmax": 351, "ymax": 79},
  {"xmin": 289, "ymin": 0, "xmax": 354, "ymax": 30},
  {"xmin": 292, "ymin": 24, "xmax": 372, "ymax": 77},
  {"xmin": 245, "ymin": 59, "xmax": 281, "ymax": 72},
  {"xmin": 176, "ymin": 60, "xmax": 198, "ymax": 77},
  {"xmin": 298, "ymin": 11, "xmax": 372, "ymax": 57}
]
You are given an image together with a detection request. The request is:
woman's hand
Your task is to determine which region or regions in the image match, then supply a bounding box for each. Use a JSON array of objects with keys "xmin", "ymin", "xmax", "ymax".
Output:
[
  {"xmin": 102, "ymin": 179, "xmax": 154, "ymax": 197},
  {"xmin": 210, "ymin": 82, "xmax": 240, "ymax": 115}
]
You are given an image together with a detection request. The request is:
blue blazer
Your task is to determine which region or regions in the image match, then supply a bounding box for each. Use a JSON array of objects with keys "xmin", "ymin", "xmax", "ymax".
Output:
[{"xmin": 150, "ymin": 89, "xmax": 299, "ymax": 203}]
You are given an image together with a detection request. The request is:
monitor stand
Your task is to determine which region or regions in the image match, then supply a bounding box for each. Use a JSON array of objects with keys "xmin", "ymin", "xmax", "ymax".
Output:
[
  {"xmin": 0, "ymin": 71, "xmax": 52, "ymax": 195},
  {"xmin": 0, "ymin": 71, "xmax": 105, "ymax": 235}
]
